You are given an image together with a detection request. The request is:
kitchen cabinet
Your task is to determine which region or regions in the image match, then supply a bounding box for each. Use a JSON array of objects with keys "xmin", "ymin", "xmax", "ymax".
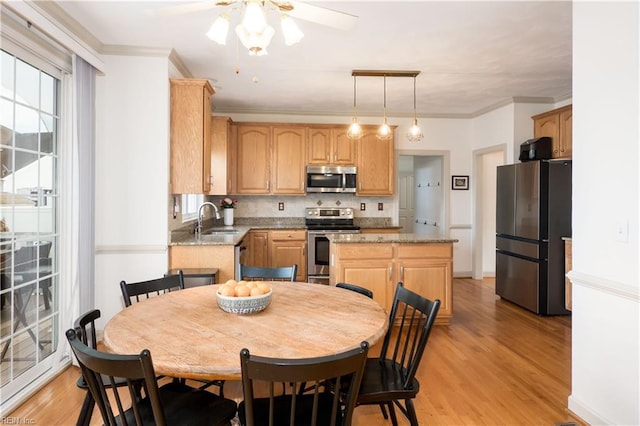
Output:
[
  {"xmin": 269, "ymin": 230, "xmax": 307, "ymax": 282},
  {"xmin": 245, "ymin": 230, "xmax": 269, "ymax": 268},
  {"xmin": 330, "ymin": 241, "xmax": 453, "ymax": 324},
  {"xmin": 356, "ymin": 126, "xmax": 396, "ymax": 196},
  {"xmin": 532, "ymin": 104, "xmax": 572, "ymax": 159},
  {"xmin": 235, "ymin": 124, "xmax": 271, "ymax": 194},
  {"xmin": 234, "ymin": 124, "xmax": 306, "ymax": 195},
  {"xmin": 272, "ymin": 126, "xmax": 306, "ymax": 194},
  {"xmin": 209, "ymin": 116, "xmax": 234, "ymax": 195},
  {"xmin": 169, "ymin": 245, "xmax": 235, "ymax": 284},
  {"xmin": 244, "ymin": 229, "xmax": 307, "ymax": 282},
  {"xmin": 307, "ymin": 126, "xmax": 356, "ymax": 165},
  {"xmin": 170, "ymin": 78, "xmax": 214, "ymax": 194}
]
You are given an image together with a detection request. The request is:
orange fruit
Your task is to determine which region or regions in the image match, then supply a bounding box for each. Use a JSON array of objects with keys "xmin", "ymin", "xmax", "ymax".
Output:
[{"xmin": 235, "ymin": 286, "xmax": 251, "ymax": 297}]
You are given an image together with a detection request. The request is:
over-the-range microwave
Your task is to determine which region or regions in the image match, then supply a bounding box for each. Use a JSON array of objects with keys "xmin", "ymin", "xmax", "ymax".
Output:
[{"xmin": 306, "ymin": 165, "xmax": 357, "ymax": 193}]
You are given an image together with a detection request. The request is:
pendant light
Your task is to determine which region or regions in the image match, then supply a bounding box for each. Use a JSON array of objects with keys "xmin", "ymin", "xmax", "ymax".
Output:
[
  {"xmin": 407, "ymin": 75, "xmax": 424, "ymax": 142},
  {"xmin": 347, "ymin": 75, "xmax": 362, "ymax": 140},
  {"xmin": 377, "ymin": 75, "xmax": 392, "ymax": 141}
]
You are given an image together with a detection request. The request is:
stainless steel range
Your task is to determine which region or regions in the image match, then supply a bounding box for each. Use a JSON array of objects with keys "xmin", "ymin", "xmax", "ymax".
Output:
[{"xmin": 305, "ymin": 207, "xmax": 360, "ymax": 285}]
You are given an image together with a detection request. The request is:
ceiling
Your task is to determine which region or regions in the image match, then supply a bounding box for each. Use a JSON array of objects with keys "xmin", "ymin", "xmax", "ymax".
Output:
[{"xmin": 52, "ymin": 1, "xmax": 572, "ymax": 117}]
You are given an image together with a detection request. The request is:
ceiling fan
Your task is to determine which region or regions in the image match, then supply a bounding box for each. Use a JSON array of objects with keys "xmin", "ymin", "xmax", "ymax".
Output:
[{"xmin": 154, "ymin": 0, "xmax": 358, "ymax": 31}]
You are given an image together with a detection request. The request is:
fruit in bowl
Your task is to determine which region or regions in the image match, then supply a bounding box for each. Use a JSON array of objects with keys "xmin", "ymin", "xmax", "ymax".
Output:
[{"xmin": 216, "ymin": 280, "xmax": 272, "ymax": 315}]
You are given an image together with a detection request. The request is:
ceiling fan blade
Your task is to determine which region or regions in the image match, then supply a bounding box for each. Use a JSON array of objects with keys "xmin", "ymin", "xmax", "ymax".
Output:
[
  {"xmin": 151, "ymin": 1, "xmax": 231, "ymax": 17},
  {"xmin": 287, "ymin": 1, "xmax": 358, "ymax": 31}
]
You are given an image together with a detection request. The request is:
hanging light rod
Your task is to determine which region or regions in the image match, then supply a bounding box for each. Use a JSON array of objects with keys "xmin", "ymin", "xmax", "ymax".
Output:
[{"xmin": 351, "ymin": 70, "xmax": 420, "ymax": 78}]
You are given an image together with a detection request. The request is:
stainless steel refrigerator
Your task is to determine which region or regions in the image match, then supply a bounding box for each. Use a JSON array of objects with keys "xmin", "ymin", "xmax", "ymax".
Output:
[{"xmin": 495, "ymin": 160, "xmax": 572, "ymax": 315}]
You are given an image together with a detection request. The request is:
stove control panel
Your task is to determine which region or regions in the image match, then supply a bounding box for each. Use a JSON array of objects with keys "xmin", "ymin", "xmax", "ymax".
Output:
[{"xmin": 305, "ymin": 207, "xmax": 354, "ymax": 219}]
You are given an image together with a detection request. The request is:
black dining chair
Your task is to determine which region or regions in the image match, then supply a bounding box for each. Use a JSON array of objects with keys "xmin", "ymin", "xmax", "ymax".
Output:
[
  {"xmin": 239, "ymin": 341, "xmax": 369, "ymax": 426},
  {"xmin": 66, "ymin": 327, "xmax": 238, "ymax": 426},
  {"xmin": 336, "ymin": 282, "xmax": 374, "ymax": 299},
  {"xmin": 239, "ymin": 264, "xmax": 298, "ymax": 282},
  {"xmin": 119, "ymin": 271, "xmax": 185, "ymax": 307},
  {"xmin": 73, "ymin": 309, "xmax": 129, "ymax": 426},
  {"xmin": 354, "ymin": 282, "xmax": 441, "ymax": 426}
]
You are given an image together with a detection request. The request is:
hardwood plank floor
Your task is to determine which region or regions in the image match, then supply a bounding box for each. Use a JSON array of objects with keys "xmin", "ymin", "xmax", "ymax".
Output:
[{"xmin": 8, "ymin": 278, "xmax": 584, "ymax": 425}]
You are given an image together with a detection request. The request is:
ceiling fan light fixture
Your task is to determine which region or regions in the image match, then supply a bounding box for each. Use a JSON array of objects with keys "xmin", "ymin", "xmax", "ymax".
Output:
[
  {"xmin": 206, "ymin": 14, "xmax": 230, "ymax": 45},
  {"xmin": 280, "ymin": 14, "xmax": 304, "ymax": 46},
  {"xmin": 235, "ymin": 24, "xmax": 275, "ymax": 56},
  {"xmin": 241, "ymin": 0, "xmax": 268, "ymax": 34}
]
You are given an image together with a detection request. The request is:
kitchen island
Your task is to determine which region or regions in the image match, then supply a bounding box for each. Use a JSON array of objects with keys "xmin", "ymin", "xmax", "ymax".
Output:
[{"xmin": 329, "ymin": 233, "xmax": 458, "ymax": 324}]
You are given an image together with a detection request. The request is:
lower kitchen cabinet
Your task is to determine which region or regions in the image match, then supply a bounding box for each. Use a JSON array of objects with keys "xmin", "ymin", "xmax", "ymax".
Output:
[
  {"xmin": 169, "ymin": 245, "xmax": 236, "ymax": 284},
  {"xmin": 330, "ymin": 242, "xmax": 453, "ymax": 324},
  {"xmin": 244, "ymin": 230, "xmax": 307, "ymax": 282}
]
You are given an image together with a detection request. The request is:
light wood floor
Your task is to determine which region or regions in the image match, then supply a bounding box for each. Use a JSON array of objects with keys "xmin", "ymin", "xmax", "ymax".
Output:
[{"xmin": 9, "ymin": 278, "xmax": 583, "ymax": 425}]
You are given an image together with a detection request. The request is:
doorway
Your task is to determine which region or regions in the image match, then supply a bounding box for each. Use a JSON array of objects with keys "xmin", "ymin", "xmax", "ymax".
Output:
[
  {"xmin": 471, "ymin": 145, "xmax": 506, "ymax": 279},
  {"xmin": 397, "ymin": 151, "xmax": 449, "ymax": 236}
]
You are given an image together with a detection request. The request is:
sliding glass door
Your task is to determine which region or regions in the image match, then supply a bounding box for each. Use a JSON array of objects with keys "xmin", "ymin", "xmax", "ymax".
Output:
[{"xmin": 0, "ymin": 49, "xmax": 60, "ymax": 400}]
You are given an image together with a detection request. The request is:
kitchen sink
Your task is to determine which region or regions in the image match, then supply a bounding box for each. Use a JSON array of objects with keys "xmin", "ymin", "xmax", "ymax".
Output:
[{"xmin": 201, "ymin": 227, "xmax": 240, "ymax": 235}]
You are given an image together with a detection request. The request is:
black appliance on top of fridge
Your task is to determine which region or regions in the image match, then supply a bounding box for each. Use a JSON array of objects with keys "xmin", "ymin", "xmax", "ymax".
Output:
[{"xmin": 495, "ymin": 159, "xmax": 572, "ymax": 315}]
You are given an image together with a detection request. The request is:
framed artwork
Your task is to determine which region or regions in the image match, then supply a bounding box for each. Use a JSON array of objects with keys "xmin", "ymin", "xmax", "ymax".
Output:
[{"xmin": 451, "ymin": 175, "xmax": 469, "ymax": 190}]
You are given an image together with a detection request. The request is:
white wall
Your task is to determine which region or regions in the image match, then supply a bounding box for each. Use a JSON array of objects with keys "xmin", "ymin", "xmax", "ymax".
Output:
[
  {"xmin": 413, "ymin": 156, "xmax": 443, "ymax": 236},
  {"xmin": 94, "ymin": 54, "xmax": 172, "ymax": 327},
  {"xmin": 569, "ymin": 2, "xmax": 640, "ymax": 425},
  {"xmin": 480, "ymin": 150, "xmax": 502, "ymax": 275}
]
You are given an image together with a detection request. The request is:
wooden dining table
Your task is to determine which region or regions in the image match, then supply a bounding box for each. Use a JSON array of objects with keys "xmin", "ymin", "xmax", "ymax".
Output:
[{"xmin": 102, "ymin": 282, "xmax": 389, "ymax": 381}]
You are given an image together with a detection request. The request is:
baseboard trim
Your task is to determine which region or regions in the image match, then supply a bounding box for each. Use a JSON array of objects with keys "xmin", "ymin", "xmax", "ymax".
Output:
[{"xmin": 568, "ymin": 394, "xmax": 611, "ymax": 425}]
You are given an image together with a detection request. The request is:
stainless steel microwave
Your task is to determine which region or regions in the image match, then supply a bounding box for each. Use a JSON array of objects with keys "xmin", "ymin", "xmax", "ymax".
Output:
[{"xmin": 306, "ymin": 165, "xmax": 357, "ymax": 193}]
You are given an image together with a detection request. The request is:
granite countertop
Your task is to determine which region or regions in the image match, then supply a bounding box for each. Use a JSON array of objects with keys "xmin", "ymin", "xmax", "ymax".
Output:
[{"xmin": 329, "ymin": 233, "xmax": 458, "ymax": 244}]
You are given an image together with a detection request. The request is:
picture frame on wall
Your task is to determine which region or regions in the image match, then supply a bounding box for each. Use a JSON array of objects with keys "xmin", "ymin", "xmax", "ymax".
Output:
[{"xmin": 452, "ymin": 175, "xmax": 469, "ymax": 190}]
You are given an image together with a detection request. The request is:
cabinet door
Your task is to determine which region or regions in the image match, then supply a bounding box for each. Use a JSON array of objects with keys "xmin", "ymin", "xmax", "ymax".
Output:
[
  {"xmin": 397, "ymin": 259, "xmax": 452, "ymax": 321},
  {"xmin": 332, "ymin": 128, "xmax": 357, "ymax": 165},
  {"xmin": 356, "ymin": 128, "xmax": 395, "ymax": 195},
  {"xmin": 246, "ymin": 231, "xmax": 269, "ymax": 267},
  {"xmin": 559, "ymin": 107, "xmax": 572, "ymax": 158},
  {"xmin": 534, "ymin": 113, "xmax": 561, "ymax": 158},
  {"xmin": 236, "ymin": 125, "xmax": 271, "ymax": 194},
  {"xmin": 336, "ymin": 261, "xmax": 393, "ymax": 312},
  {"xmin": 308, "ymin": 127, "xmax": 331, "ymax": 164},
  {"xmin": 170, "ymin": 79, "xmax": 213, "ymax": 194},
  {"xmin": 272, "ymin": 127, "xmax": 306, "ymax": 194},
  {"xmin": 209, "ymin": 116, "xmax": 232, "ymax": 195},
  {"xmin": 270, "ymin": 231, "xmax": 306, "ymax": 282}
]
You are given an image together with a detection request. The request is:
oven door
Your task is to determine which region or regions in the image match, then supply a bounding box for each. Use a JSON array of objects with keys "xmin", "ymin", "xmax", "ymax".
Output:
[{"xmin": 307, "ymin": 231, "xmax": 331, "ymax": 281}]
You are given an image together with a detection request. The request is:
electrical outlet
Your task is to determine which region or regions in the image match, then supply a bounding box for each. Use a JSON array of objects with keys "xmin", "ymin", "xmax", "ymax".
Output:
[
  {"xmin": 278, "ymin": 202, "xmax": 284, "ymax": 211},
  {"xmin": 360, "ymin": 203, "xmax": 366, "ymax": 211},
  {"xmin": 378, "ymin": 203, "xmax": 383, "ymax": 211}
]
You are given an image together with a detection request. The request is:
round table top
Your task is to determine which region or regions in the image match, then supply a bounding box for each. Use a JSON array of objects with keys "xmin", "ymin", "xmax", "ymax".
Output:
[{"xmin": 103, "ymin": 282, "xmax": 389, "ymax": 381}]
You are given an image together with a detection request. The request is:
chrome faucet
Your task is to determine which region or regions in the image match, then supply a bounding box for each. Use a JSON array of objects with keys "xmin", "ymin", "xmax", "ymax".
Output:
[{"xmin": 196, "ymin": 202, "xmax": 222, "ymax": 234}]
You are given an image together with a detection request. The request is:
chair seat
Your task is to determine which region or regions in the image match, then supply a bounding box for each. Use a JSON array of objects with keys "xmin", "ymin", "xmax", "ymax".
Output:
[
  {"xmin": 120, "ymin": 381, "xmax": 237, "ymax": 426},
  {"xmin": 238, "ymin": 393, "xmax": 338, "ymax": 426},
  {"xmin": 356, "ymin": 358, "xmax": 420, "ymax": 404}
]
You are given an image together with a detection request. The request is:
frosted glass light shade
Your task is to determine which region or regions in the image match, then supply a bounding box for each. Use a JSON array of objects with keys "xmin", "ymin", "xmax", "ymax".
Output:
[
  {"xmin": 236, "ymin": 24, "xmax": 275, "ymax": 56},
  {"xmin": 241, "ymin": 1, "xmax": 268, "ymax": 33},
  {"xmin": 281, "ymin": 15, "xmax": 304, "ymax": 45},
  {"xmin": 206, "ymin": 15, "xmax": 230, "ymax": 45}
]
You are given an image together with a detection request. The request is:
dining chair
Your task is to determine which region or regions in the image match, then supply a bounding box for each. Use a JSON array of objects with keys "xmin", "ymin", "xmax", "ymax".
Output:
[
  {"xmin": 336, "ymin": 282, "xmax": 374, "ymax": 299},
  {"xmin": 354, "ymin": 282, "xmax": 440, "ymax": 426},
  {"xmin": 73, "ymin": 309, "xmax": 131, "ymax": 426},
  {"xmin": 66, "ymin": 327, "xmax": 238, "ymax": 426},
  {"xmin": 119, "ymin": 271, "xmax": 185, "ymax": 307},
  {"xmin": 239, "ymin": 264, "xmax": 298, "ymax": 282},
  {"xmin": 238, "ymin": 341, "xmax": 369, "ymax": 426}
]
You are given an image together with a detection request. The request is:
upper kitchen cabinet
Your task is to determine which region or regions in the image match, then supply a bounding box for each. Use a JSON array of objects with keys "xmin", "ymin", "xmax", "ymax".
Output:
[
  {"xmin": 170, "ymin": 79, "xmax": 214, "ymax": 194},
  {"xmin": 235, "ymin": 124, "xmax": 306, "ymax": 195},
  {"xmin": 307, "ymin": 126, "xmax": 356, "ymax": 165},
  {"xmin": 209, "ymin": 116, "xmax": 234, "ymax": 195},
  {"xmin": 235, "ymin": 124, "xmax": 271, "ymax": 194},
  {"xmin": 532, "ymin": 105, "xmax": 572, "ymax": 159},
  {"xmin": 272, "ymin": 126, "xmax": 306, "ymax": 194},
  {"xmin": 356, "ymin": 125, "xmax": 396, "ymax": 196}
]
